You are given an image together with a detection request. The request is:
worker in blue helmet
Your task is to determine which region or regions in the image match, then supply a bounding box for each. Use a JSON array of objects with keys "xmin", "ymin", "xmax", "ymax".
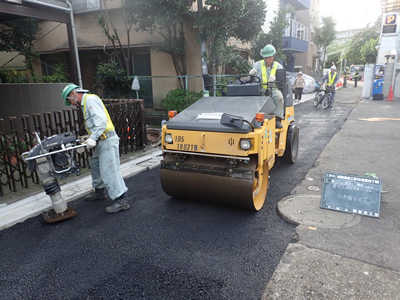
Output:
[
  {"xmin": 249, "ymin": 44, "xmax": 284, "ymax": 128},
  {"xmin": 61, "ymin": 84, "xmax": 129, "ymax": 213}
]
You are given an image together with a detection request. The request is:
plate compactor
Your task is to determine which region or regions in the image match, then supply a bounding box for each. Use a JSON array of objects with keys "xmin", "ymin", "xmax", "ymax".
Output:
[
  {"xmin": 160, "ymin": 69, "xmax": 299, "ymax": 211},
  {"xmin": 22, "ymin": 132, "xmax": 86, "ymax": 223}
]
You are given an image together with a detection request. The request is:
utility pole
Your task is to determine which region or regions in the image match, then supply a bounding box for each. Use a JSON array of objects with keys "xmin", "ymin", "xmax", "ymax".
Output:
[{"xmin": 390, "ymin": 33, "xmax": 400, "ymax": 93}]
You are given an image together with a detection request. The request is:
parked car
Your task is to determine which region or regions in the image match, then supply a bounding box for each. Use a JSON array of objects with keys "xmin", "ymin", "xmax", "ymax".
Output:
[{"xmin": 287, "ymin": 72, "xmax": 316, "ymax": 94}]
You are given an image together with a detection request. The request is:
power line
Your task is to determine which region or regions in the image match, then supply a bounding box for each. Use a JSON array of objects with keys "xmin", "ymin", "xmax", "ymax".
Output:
[{"xmin": 0, "ymin": 23, "xmax": 63, "ymax": 70}]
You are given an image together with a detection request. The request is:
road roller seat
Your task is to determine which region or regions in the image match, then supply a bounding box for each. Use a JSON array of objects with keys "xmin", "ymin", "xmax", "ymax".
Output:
[{"xmin": 274, "ymin": 68, "xmax": 293, "ymax": 109}]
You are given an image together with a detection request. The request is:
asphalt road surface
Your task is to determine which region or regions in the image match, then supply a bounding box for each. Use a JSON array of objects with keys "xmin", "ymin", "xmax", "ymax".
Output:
[{"xmin": 0, "ymin": 92, "xmax": 356, "ymax": 300}]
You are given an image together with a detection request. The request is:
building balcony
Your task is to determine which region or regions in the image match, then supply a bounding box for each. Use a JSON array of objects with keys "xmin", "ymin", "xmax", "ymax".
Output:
[
  {"xmin": 282, "ymin": 19, "xmax": 309, "ymax": 53},
  {"xmin": 285, "ymin": 0, "xmax": 310, "ymax": 10}
]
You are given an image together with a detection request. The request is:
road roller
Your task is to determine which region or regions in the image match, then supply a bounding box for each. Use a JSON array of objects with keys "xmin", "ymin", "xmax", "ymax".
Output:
[{"xmin": 160, "ymin": 69, "xmax": 299, "ymax": 211}]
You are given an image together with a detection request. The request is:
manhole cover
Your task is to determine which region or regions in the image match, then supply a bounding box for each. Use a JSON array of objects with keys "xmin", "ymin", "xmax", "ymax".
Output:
[
  {"xmin": 308, "ymin": 186, "xmax": 320, "ymax": 191},
  {"xmin": 147, "ymin": 129, "xmax": 161, "ymax": 145}
]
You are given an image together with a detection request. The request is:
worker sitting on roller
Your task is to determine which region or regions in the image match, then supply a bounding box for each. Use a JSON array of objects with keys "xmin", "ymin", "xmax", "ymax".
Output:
[{"xmin": 249, "ymin": 44, "xmax": 284, "ymax": 128}]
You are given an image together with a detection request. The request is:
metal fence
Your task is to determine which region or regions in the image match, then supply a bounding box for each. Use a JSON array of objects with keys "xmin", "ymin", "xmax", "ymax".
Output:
[
  {"xmin": 100, "ymin": 75, "xmax": 241, "ymax": 108},
  {"xmin": 0, "ymin": 99, "xmax": 146, "ymax": 197}
]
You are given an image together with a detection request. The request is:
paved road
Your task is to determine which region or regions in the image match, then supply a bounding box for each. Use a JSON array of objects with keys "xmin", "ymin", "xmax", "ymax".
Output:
[{"xmin": 0, "ymin": 89, "xmax": 357, "ymax": 299}]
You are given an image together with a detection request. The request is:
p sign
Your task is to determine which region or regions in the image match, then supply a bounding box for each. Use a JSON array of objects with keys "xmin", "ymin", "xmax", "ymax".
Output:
[{"xmin": 386, "ymin": 14, "xmax": 397, "ymax": 25}]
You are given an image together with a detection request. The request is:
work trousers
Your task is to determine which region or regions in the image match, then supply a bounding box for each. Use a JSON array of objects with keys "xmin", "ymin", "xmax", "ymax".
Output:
[
  {"xmin": 90, "ymin": 135, "xmax": 128, "ymax": 200},
  {"xmin": 354, "ymin": 78, "xmax": 358, "ymax": 87},
  {"xmin": 272, "ymin": 89, "xmax": 284, "ymax": 119},
  {"xmin": 343, "ymin": 77, "xmax": 347, "ymax": 87},
  {"xmin": 331, "ymin": 89, "xmax": 336, "ymax": 103}
]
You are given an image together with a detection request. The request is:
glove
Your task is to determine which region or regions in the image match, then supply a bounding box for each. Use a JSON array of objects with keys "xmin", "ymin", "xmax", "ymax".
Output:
[
  {"xmin": 76, "ymin": 145, "xmax": 86, "ymax": 154},
  {"xmin": 84, "ymin": 138, "xmax": 96, "ymax": 149},
  {"xmin": 249, "ymin": 69, "xmax": 257, "ymax": 75},
  {"xmin": 269, "ymin": 75, "xmax": 276, "ymax": 82}
]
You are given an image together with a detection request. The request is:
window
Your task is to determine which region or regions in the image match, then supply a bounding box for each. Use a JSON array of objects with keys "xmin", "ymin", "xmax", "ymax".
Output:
[
  {"xmin": 70, "ymin": 0, "xmax": 100, "ymax": 14},
  {"xmin": 42, "ymin": 54, "xmax": 66, "ymax": 77}
]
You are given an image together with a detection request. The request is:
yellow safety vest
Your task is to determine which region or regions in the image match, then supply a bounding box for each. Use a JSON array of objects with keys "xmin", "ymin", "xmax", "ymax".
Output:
[
  {"xmin": 83, "ymin": 94, "xmax": 115, "ymax": 139},
  {"xmin": 261, "ymin": 61, "xmax": 278, "ymax": 87},
  {"xmin": 328, "ymin": 72, "xmax": 337, "ymax": 86}
]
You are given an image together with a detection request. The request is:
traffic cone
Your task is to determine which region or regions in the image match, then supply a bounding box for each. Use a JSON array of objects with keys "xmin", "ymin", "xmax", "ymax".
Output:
[{"xmin": 387, "ymin": 85, "xmax": 394, "ymax": 101}]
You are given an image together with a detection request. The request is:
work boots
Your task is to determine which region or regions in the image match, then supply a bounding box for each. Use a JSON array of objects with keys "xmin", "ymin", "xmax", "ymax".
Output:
[
  {"xmin": 85, "ymin": 188, "xmax": 107, "ymax": 201},
  {"xmin": 105, "ymin": 194, "xmax": 130, "ymax": 213}
]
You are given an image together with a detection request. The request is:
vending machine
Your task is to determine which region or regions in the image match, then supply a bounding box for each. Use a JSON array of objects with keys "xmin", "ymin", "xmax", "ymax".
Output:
[{"xmin": 372, "ymin": 64, "xmax": 385, "ymax": 100}]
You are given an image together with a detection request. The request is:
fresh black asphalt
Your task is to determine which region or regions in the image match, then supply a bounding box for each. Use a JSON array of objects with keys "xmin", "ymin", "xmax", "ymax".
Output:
[{"xmin": 0, "ymin": 91, "xmax": 356, "ymax": 300}]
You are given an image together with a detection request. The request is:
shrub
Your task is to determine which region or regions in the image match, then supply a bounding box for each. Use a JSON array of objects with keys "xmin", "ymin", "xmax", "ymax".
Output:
[
  {"xmin": 0, "ymin": 136, "xmax": 30, "ymax": 154},
  {"xmin": 161, "ymin": 89, "xmax": 203, "ymax": 113},
  {"xmin": 96, "ymin": 60, "xmax": 131, "ymax": 98}
]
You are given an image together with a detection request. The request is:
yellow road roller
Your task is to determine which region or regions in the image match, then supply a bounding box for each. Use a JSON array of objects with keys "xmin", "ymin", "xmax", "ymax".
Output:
[{"xmin": 160, "ymin": 70, "xmax": 299, "ymax": 211}]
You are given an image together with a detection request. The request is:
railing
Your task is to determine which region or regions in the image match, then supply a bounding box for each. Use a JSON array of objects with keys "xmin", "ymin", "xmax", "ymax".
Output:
[
  {"xmin": 0, "ymin": 99, "xmax": 146, "ymax": 197},
  {"xmin": 70, "ymin": 0, "xmax": 101, "ymax": 14},
  {"xmin": 284, "ymin": 19, "xmax": 309, "ymax": 42}
]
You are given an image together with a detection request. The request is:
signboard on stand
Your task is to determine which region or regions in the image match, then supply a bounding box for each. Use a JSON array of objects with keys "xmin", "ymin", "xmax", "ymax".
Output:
[{"xmin": 320, "ymin": 172, "xmax": 382, "ymax": 218}]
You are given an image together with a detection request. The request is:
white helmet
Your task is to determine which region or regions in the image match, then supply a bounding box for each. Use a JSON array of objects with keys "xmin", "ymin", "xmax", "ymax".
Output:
[{"xmin": 331, "ymin": 65, "xmax": 336, "ymax": 70}]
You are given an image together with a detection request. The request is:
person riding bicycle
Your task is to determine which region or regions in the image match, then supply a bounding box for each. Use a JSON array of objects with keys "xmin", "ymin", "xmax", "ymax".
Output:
[{"xmin": 320, "ymin": 65, "xmax": 338, "ymax": 107}]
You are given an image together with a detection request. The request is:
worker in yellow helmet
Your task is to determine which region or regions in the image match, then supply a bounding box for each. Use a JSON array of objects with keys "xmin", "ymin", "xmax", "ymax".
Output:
[{"xmin": 61, "ymin": 84, "xmax": 129, "ymax": 213}]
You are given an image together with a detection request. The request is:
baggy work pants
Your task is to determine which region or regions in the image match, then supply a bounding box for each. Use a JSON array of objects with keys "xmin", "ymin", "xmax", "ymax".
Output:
[
  {"xmin": 90, "ymin": 135, "xmax": 128, "ymax": 200},
  {"xmin": 272, "ymin": 88, "xmax": 284, "ymax": 119}
]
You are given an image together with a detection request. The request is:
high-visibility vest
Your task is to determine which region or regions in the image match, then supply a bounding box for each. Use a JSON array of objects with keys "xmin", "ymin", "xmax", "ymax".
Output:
[
  {"xmin": 261, "ymin": 60, "xmax": 278, "ymax": 87},
  {"xmin": 354, "ymin": 71, "xmax": 359, "ymax": 78},
  {"xmin": 83, "ymin": 94, "xmax": 115, "ymax": 139},
  {"xmin": 328, "ymin": 72, "xmax": 337, "ymax": 86}
]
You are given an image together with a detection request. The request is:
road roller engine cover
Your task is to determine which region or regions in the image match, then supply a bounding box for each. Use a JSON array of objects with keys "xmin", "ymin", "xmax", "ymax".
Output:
[
  {"xmin": 160, "ymin": 69, "xmax": 299, "ymax": 211},
  {"xmin": 22, "ymin": 132, "xmax": 86, "ymax": 223}
]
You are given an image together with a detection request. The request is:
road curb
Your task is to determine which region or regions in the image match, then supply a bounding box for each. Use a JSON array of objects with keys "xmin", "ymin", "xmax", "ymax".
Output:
[
  {"xmin": 0, "ymin": 149, "xmax": 163, "ymax": 230},
  {"xmin": 277, "ymin": 194, "xmax": 361, "ymax": 229}
]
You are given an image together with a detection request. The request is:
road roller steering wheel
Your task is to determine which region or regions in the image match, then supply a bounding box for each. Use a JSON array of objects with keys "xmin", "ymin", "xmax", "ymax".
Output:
[{"xmin": 238, "ymin": 74, "xmax": 261, "ymax": 84}]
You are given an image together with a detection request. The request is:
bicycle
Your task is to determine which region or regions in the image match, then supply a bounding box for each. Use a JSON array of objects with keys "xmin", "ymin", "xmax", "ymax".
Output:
[
  {"xmin": 313, "ymin": 85, "xmax": 325, "ymax": 107},
  {"xmin": 313, "ymin": 83, "xmax": 334, "ymax": 109}
]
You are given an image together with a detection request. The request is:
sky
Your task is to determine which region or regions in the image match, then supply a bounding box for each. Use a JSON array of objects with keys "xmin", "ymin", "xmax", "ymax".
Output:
[
  {"xmin": 262, "ymin": 0, "xmax": 382, "ymax": 32},
  {"xmin": 320, "ymin": 0, "xmax": 382, "ymax": 31}
]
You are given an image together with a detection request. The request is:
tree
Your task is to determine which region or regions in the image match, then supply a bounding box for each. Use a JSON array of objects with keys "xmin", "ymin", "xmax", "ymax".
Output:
[
  {"xmin": 250, "ymin": 6, "xmax": 292, "ymax": 63},
  {"xmin": 361, "ymin": 38, "xmax": 379, "ymax": 63},
  {"xmin": 344, "ymin": 19, "xmax": 381, "ymax": 65},
  {"xmin": 0, "ymin": 18, "xmax": 40, "ymax": 76},
  {"xmin": 315, "ymin": 16, "xmax": 336, "ymax": 72},
  {"xmin": 125, "ymin": 0, "xmax": 194, "ymax": 88},
  {"xmin": 196, "ymin": 0, "xmax": 266, "ymax": 74},
  {"xmin": 97, "ymin": 0, "xmax": 135, "ymax": 76},
  {"xmin": 108, "ymin": 0, "xmax": 196, "ymax": 88}
]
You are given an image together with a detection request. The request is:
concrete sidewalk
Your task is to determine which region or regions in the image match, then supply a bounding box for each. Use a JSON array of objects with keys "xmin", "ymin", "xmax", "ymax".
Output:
[
  {"xmin": 264, "ymin": 87, "xmax": 400, "ymax": 298},
  {"xmin": 0, "ymin": 148, "xmax": 162, "ymax": 230}
]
